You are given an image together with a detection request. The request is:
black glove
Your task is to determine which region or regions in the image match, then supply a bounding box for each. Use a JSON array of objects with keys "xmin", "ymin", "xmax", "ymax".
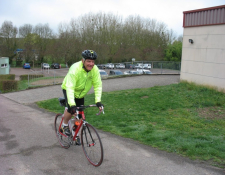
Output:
[
  {"xmin": 70, "ymin": 106, "xmax": 77, "ymax": 114},
  {"xmin": 96, "ymin": 102, "xmax": 103, "ymax": 108}
]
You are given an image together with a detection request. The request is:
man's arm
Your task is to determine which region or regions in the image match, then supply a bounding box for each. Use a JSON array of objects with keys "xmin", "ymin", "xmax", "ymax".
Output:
[{"xmin": 92, "ymin": 67, "xmax": 102, "ymax": 104}]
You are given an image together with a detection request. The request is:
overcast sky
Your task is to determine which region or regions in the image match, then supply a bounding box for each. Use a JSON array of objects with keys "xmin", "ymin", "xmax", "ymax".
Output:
[{"xmin": 0, "ymin": 0, "xmax": 224, "ymax": 37}]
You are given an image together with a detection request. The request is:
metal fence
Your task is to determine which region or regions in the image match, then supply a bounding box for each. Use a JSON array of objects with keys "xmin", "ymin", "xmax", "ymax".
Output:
[
  {"xmin": 113, "ymin": 61, "xmax": 181, "ymax": 74},
  {"xmin": 27, "ymin": 61, "xmax": 181, "ymax": 87},
  {"xmin": 28, "ymin": 68, "xmax": 69, "ymax": 87}
]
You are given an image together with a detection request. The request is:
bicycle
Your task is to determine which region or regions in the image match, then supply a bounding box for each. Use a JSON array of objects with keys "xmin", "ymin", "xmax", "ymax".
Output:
[{"xmin": 54, "ymin": 97, "xmax": 104, "ymax": 167}]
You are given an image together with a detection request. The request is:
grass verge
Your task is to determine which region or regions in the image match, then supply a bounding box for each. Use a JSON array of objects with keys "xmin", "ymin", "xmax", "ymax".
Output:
[{"xmin": 36, "ymin": 82, "xmax": 225, "ymax": 168}]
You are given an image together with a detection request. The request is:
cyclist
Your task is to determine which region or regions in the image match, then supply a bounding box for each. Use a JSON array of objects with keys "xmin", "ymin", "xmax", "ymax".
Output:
[{"xmin": 61, "ymin": 50, "xmax": 103, "ymax": 138}]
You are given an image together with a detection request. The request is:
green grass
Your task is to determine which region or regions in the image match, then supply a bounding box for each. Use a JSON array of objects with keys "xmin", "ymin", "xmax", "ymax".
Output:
[
  {"xmin": 36, "ymin": 82, "xmax": 225, "ymax": 168},
  {"xmin": 18, "ymin": 80, "xmax": 29, "ymax": 90}
]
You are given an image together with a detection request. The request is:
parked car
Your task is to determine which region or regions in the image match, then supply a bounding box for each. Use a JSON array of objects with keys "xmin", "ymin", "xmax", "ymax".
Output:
[
  {"xmin": 143, "ymin": 64, "xmax": 151, "ymax": 69},
  {"xmin": 134, "ymin": 63, "xmax": 144, "ymax": 69},
  {"xmin": 42, "ymin": 63, "xmax": 50, "ymax": 69},
  {"xmin": 137, "ymin": 69, "xmax": 152, "ymax": 74},
  {"xmin": 23, "ymin": 63, "xmax": 30, "ymax": 69},
  {"xmin": 115, "ymin": 63, "xmax": 125, "ymax": 69},
  {"xmin": 97, "ymin": 64, "xmax": 106, "ymax": 69},
  {"xmin": 51, "ymin": 63, "xmax": 60, "ymax": 69},
  {"xmin": 128, "ymin": 64, "xmax": 136, "ymax": 69},
  {"xmin": 99, "ymin": 70, "xmax": 108, "ymax": 79},
  {"xmin": 105, "ymin": 63, "xmax": 114, "ymax": 69},
  {"xmin": 124, "ymin": 70, "xmax": 140, "ymax": 75},
  {"xmin": 109, "ymin": 70, "xmax": 123, "ymax": 76},
  {"xmin": 143, "ymin": 70, "xmax": 152, "ymax": 74}
]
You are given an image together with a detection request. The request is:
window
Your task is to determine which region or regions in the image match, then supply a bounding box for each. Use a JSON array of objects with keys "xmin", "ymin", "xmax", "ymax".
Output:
[{"xmin": 1, "ymin": 63, "xmax": 7, "ymax": 68}]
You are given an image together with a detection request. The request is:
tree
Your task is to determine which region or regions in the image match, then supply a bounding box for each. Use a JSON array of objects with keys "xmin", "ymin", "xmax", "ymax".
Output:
[
  {"xmin": 0, "ymin": 13, "xmax": 180, "ymax": 65},
  {"xmin": 177, "ymin": 35, "xmax": 183, "ymax": 42},
  {"xmin": 33, "ymin": 23, "xmax": 53, "ymax": 63},
  {"xmin": 0, "ymin": 20, "xmax": 18, "ymax": 63},
  {"xmin": 23, "ymin": 33, "xmax": 41, "ymax": 67},
  {"xmin": 19, "ymin": 24, "xmax": 33, "ymax": 38},
  {"xmin": 164, "ymin": 40, "xmax": 182, "ymax": 61}
]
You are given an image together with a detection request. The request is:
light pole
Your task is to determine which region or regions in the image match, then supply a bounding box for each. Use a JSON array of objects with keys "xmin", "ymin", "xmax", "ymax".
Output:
[{"xmin": 132, "ymin": 58, "xmax": 135, "ymax": 64}]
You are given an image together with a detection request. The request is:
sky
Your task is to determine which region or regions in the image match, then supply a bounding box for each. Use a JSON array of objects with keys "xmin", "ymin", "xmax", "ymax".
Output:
[{"xmin": 0, "ymin": 0, "xmax": 224, "ymax": 37}]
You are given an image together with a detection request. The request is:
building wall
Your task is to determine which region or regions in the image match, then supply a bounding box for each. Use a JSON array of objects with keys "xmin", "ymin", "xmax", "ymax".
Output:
[{"xmin": 180, "ymin": 25, "xmax": 225, "ymax": 92}]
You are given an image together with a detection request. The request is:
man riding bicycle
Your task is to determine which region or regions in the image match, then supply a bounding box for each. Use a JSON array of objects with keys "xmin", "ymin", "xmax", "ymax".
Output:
[{"xmin": 61, "ymin": 50, "xmax": 103, "ymax": 138}]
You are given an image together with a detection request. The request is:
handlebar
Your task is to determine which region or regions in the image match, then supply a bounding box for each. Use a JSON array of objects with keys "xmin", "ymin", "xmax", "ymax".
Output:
[
  {"xmin": 58, "ymin": 98, "xmax": 104, "ymax": 115},
  {"xmin": 76, "ymin": 105, "xmax": 104, "ymax": 116}
]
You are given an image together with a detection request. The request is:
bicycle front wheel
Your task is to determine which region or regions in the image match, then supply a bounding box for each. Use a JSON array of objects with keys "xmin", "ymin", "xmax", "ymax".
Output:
[
  {"xmin": 54, "ymin": 113, "xmax": 70, "ymax": 149},
  {"xmin": 81, "ymin": 123, "xmax": 104, "ymax": 166}
]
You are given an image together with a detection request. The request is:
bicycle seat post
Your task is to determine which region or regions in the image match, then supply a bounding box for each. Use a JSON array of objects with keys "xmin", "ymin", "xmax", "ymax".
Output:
[
  {"xmin": 69, "ymin": 117, "xmax": 75, "ymax": 137},
  {"xmin": 75, "ymin": 109, "xmax": 79, "ymax": 120}
]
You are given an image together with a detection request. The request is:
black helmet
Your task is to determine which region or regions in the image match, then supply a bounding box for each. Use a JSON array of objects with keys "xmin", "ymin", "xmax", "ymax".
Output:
[{"xmin": 82, "ymin": 50, "xmax": 97, "ymax": 60}]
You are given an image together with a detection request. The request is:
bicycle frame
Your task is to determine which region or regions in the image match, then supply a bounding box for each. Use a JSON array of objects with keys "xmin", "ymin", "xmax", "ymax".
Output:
[
  {"xmin": 58, "ymin": 110, "xmax": 84, "ymax": 141},
  {"xmin": 72, "ymin": 111, "xmax": 85, "ymax": 141},
  {"xmin": 58, "ymin": 105, "xmax": 103, "ymax": 142}
]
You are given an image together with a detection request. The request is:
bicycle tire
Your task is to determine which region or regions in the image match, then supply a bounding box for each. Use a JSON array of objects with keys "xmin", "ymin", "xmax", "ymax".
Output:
[
  {"xmin": 81, "ymin": 123, "xmax": 104, "ymax": 166},
  {"xmin": 54, "ymin": 113, "xmax": 70, "ymax": 149}
]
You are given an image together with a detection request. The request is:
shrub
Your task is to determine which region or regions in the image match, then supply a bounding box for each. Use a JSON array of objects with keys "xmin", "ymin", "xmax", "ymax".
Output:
[
  {"xmin": 20, "ymin": 74, "xmax": 44, "ymax": 80},
  {"xmin": 60, "ymin": 64, "xmax": 67, "ymax": 68},
  {"xmin": 0, "ymin": 80, "xmax": 18, "ymax": 93},
  {"xmin": 0, "ymin": 74, "xmax": 15, "ymax": 80},
  {"xmin": 16, "ymin": 60, "xmax": 23, "ymax": 67}
]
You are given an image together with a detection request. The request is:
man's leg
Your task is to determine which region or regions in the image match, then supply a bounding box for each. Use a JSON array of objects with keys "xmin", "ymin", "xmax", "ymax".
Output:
[
  {"xmin": 63, "ymin": 109, "xmax": 72, "ymax": 124},
  {"xmin": 62, "ymin": 89, "xmax": 74, "ymax": 136}
]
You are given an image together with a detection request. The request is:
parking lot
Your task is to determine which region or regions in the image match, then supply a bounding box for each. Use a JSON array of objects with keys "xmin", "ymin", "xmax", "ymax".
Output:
[
  {"xmin": 10, "ymin": 67, "xmax": 180, "ymax": 85},
  {"xmin": 102, "ymin": 67, "xmax": 180, "ymax": 75},
  {"xmin": 4, "ymin": 68, "xmax": 181, "ymax": 103}
]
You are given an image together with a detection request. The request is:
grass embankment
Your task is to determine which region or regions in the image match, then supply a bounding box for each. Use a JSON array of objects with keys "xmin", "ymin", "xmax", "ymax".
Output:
[
  {"xmin": 16, "ymin": 75, "xmax": 138, "ymax": 91},
  {"xmin": 17, "ymin": 76, "xmax": 64, "ymax": 91},
  {"xmin": 36, "ymin": 82, "xmax": 225, "ymax": 168}
]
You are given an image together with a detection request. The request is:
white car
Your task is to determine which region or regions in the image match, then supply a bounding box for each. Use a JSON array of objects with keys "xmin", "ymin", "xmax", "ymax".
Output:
[
  {"xmin": 134, "ymin": 63, "xmax": 144, "ymax": 69},
  {"xmin": 137, "ymin": 69, "xmax": 152, "ymax": 74},
  {"xmin": 124, "ymin": 70, "xmax": 140, "ymax": 75},
  {"xmin": 105, "ymin": 63, "xmax": 114, "ymax": 69},
  {"xmin": 99, "ymin": 70, "xmax": 108, "ymax": 79},
  {"xmin": 115, "ymin": 63, "xmax": 125, "ymax": 69},
  {"xmin": 143, "ymin": 64, "xmax": 151, "ymax": 69},
  {"xmin": 42, "ymin": 63, "xmax": 50, "ymax": 69}
]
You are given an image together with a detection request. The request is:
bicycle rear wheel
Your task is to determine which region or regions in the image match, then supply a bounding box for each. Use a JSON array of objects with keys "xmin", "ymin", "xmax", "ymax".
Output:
[
  {"xmin": 81, "ymin": 123, "xmax": 103, "ymax": 166},
  {"xmin": 54, "ymin": 113, "xmax": 70, "ymax": 149}
]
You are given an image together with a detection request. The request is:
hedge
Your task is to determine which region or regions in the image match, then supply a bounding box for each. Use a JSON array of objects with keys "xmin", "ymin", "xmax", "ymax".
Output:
[
  {"xmin": 20, "ymin": 74, "xmax": 44, "ymax": 81},
  {"xmin": 0, "ymin": 74, "xmax": 15, "ymax": 80},
  {"xmin": 0, "ymin": 80, "xmax": 18, "ymax": 93}
]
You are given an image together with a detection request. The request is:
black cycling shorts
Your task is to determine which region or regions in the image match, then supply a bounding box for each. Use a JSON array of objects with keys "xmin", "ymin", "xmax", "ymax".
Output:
[{"xmin": 63, "ymin": 89, "xmax": 84, "ymax": 114}]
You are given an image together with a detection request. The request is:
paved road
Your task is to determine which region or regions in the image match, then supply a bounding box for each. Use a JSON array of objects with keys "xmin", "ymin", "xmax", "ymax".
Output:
[
  {"xmin": 3, "ymin": 75, "xmax": 180, "ymax": 104},
  {"xmin": 0, "ymin": 75, "xmax": 224, "ymax": 175}
]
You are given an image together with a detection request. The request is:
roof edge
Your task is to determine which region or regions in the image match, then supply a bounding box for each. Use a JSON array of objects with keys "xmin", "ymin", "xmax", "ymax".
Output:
[{"xmin": 183, "ymin": 4, "xmax": 225, "ymax": 14}]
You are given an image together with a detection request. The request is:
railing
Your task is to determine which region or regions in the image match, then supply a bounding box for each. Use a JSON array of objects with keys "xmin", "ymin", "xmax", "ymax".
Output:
[
  {"xmin": 109, "ymin": 61, "xmax": 181, "ymax": 75},
  {"xmin": 28, "ymin": 68, "xmax": 69, "ymax": 87},
  {"xmin": 27, "ymin": 61, "xmax": 181, "ymax": 87}
]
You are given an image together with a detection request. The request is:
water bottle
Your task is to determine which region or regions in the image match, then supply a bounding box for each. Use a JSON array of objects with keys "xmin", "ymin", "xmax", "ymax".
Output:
[{"xmin": 74, "ymin": 120, "xmax": 80, "ymax": 131}]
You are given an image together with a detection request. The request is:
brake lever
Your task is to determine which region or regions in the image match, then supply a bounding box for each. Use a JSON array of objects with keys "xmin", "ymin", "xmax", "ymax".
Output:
[{"xmin": 96, "ymin": 106, "xmax": 104, "ymax": 115}]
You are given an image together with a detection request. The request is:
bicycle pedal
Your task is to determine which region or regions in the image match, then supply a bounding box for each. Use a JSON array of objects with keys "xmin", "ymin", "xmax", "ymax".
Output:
[{"xmin": 68, "ymin": 137, "xmax": 73, "ymax": 145}]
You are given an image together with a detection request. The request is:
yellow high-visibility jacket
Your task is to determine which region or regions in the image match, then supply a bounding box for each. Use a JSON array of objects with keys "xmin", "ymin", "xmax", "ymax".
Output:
[{"xmin": 61, "ymin": 61, "xmax": 102, "ymax": 106}]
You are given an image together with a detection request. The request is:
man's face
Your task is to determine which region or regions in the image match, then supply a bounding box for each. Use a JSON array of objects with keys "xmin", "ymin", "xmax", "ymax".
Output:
[{"xmin": 82, "ymin": 59, "xmax": 95, "ymax": 71}]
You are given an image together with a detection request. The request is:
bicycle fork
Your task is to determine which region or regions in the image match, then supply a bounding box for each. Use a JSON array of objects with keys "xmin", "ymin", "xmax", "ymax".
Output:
[{"xmin": 83, "ymin": 123, "xmax": 96, "ymax": 147}]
